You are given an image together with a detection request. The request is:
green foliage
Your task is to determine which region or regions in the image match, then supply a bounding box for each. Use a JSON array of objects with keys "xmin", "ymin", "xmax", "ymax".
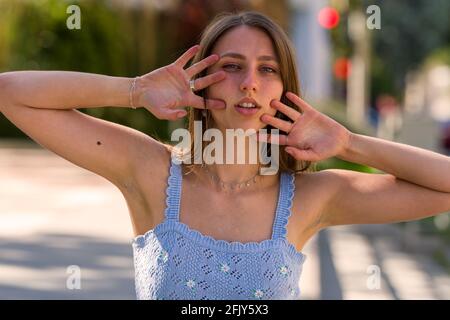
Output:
[
  {"xmin": 432, "ymin": 249, "xmax": 450, "ymax": 273},
  {"xmin": 316, "ymin": 156, "xmax": 378, "ymax": 173},
  {"xmin": 4, "ymin": 0, "xmax": 128, "ymax": 74},
  {"xmin": 424, "ymin": 46, "xmax": 450, "ymax": 67},
  {"xmin": 0, "ymin": 0, "xmax": 170, "ymax": 140},
  {"xmin": 363, "ymin": 0, "xmax": 450, "ymax": 96}
]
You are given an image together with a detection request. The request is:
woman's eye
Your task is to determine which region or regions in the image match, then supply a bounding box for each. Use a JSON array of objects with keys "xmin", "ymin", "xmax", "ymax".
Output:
[
  {"xmin": 222, "ymin": 64, "xmax": 277, "ymax": 74},
  {"xmin": 223, "ymin": 64, "xmax": 240, "ymax": 70},
  {"xmin": 262, "ymin": 66, "xmax": 277, "ymax": 73}
]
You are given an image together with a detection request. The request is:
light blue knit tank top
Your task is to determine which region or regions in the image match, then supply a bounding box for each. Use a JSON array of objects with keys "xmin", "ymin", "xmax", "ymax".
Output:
[{"xmin": 132, "ymin": 159, "xmax": 307, "ymax": 300}]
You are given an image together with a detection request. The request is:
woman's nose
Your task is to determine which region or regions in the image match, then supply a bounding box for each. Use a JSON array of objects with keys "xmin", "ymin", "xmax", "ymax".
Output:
[{"xmin": 239, "ymin": 70, "xmax": 258, "ymax": 92}]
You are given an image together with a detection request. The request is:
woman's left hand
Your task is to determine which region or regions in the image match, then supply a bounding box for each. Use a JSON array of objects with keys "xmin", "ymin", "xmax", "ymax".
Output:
[{"xmin": 259, "ymin": 92, "xmax": 352, "ymax": 162}]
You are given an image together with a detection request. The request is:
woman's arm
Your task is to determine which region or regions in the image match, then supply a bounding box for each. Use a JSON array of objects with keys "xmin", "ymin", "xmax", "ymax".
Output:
[
  {"xmin": 318, "ymin": 168, "xmax": 450, "ymax": 226},
  {"xmin": 319, "ymin": 133, "xmax": 450, "ymax": 226},
  {"xmin": 0, "ymin": 71, "xmax": 155, "ymax": 189},
  {"xmin": 338, "ymin": 133, "xmax": 450, "ymax": 193},
  {"xmin": 0, "ymin": 71, "xmax": 132, "ymax": 110}
]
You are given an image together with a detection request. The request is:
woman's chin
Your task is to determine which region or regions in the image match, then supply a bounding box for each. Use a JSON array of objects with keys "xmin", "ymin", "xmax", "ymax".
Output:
[
  {"xmin": 212, "ymin": 118, "xmax": 267, "ymax": 133},
  {"xmin": 229, "ymin": 123, "xmax": 265, "ymax": 133}
]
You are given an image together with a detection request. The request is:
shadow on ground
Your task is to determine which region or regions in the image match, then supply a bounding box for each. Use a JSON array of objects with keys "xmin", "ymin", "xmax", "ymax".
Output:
[{"xmin": 0, "ymin": 232, "xmax": 135, "ymax": 299}]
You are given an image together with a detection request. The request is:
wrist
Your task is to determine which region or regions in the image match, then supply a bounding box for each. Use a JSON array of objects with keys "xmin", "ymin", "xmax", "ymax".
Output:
[
  {"xmin": 337, "ymin": 132, "xmax": 357, "ymax": 162},
  {"xmin": 130, "ymin": 76, "xmax": 142, "ymax": 109},
  {"xmin": 105, "ymin": 76, "xmax": 137, "ymax": 108}
]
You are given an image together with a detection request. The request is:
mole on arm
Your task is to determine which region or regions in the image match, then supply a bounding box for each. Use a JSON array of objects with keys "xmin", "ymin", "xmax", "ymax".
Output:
[{"xmin": 97, "ymin": 141, "xmax": 102, "ymax": 146}]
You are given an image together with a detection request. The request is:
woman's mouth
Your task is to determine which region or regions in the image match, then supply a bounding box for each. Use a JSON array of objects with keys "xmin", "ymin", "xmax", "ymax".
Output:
[{"xmin": 234, "ymin": 102, "xmax": 260, "ymax": 116}]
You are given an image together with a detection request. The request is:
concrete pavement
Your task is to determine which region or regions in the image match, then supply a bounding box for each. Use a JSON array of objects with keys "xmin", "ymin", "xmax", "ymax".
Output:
[{"xmin": 0, "ymin": 139, "xmax": 135, "ymax": 299}]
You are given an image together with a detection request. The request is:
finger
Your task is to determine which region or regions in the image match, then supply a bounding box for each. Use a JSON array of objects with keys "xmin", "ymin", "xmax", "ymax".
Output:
[
  {"xmin": 191, "ymin": 71, "xmax": 226, "ymax": 91},
  {"xmin": 260, "ymin": 114, "xmax": 293, "ymax": 133},
  {"xmin": 164, "ymin": 109, "xmax": 187, "ymax": 121},
  {"xmin": 186, "ymin": 95, "xmax": 226, "ymax": 110},
  {"xmin": 285, "ymin": 146, "xmax": 319, "ymax": 162},
  {"xmin": 148, "ymin": 106, "xmax": 187, "ymax": 121},
  {"xmin": 270, "ymin": 99, "xmax": 301, "ymax": 121},
  {"xmin": 286, "ymin": 92, "xmax": 315, "ymax": 114},
  {"xmin": 174, "ymin": 45, "xmax": 200, "ymax": 68},
  {"xmin": 186, "ymin": 54, "xmax": 220, "ymax": 78},
  {"xmin": 205, "ymin": 98, "xmax": 226, "ymax": 109}
]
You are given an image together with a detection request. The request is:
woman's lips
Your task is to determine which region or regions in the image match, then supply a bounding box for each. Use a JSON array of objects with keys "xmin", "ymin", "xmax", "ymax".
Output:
[{"xmin": 234, "ymin": 105, "xmax": 260, "ymax": 116}]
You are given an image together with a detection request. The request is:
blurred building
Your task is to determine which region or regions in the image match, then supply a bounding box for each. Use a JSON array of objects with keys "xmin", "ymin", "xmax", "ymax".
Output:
[
  {"xmin": 288, "ymin": 0, "xmax": 333, "ymax": 102},
  {"xmin": 397, "ymin": 64, "xmax": 450, "ymax": 154}
]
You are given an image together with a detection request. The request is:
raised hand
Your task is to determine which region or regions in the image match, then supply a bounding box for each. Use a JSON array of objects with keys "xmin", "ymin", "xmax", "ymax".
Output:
[
  {"xmin": 259, "ymin": 92, "xmax": 352, "ymax": 162},
  {"xmin": 134, "ymin": 45, "xmax": 226, "ymax": 121}
]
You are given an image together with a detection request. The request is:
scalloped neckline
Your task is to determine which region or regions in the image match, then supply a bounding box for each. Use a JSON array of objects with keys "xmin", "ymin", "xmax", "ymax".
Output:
[{"xmin": 132, "ymin": 219, "xmax": 307, "ymax": 262}]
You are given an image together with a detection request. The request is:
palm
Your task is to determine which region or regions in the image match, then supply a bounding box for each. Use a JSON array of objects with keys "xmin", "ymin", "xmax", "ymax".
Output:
[
  {"xmin": 141, "ymin": 65, "xmax": 189, "ymax": 110},
  {"xmin": 261, "ymin": 92, "xmax": 351, "ymax": 162},
  {"xmin": 134, "ymin": 45, "xmax": 226, "ymax": 121},
  {"xmin": 287, "ymin": 108, "xmax": 350, "ymax": 161}
]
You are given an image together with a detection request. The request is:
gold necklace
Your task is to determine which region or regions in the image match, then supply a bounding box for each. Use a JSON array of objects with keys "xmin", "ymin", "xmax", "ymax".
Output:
[{"xmin": 202, "ymin": 165, "xmax": 259, "ymax": 190}]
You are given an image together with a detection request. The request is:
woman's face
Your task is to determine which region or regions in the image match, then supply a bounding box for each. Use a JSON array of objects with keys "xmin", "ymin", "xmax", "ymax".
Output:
[{"xmin": 205, "ymin": 26, "xmax": 284, "ymax": 132}]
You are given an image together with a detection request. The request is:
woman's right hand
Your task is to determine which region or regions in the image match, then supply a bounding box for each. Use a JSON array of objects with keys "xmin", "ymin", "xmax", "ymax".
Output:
[{"xmin": 134, "ymin": 45, "xmax": 226, "ymax": 121}]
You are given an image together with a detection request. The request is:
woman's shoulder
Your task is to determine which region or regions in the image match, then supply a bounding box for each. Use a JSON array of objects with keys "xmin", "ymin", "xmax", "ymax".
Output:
[
  {"xmin": 121, "ymin": 136, "xmax": 173, "ymax": 205},
  {"xmin": 135, "ymin": 137, "xmax": 173, "ymax": 181},
  {"xmin": 119, "ymin": 138, "xmax": 174, "ymax": 236},
  {"xmin": 123, "ymin": 130, "xmax": 173, "ymax": 176}
]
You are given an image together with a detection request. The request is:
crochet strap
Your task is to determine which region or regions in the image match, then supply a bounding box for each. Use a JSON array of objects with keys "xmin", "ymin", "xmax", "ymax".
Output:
[
  {"xmin": 271, "ymin": 172, "xmax": 296, "ymax": 240},
  {"xmin": 164, "ymin": 157, "xmax": 183, "ymax": 221}
]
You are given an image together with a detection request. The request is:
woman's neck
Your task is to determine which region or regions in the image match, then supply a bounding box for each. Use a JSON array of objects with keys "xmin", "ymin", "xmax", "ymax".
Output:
[
  {"xmin": 190, "ymin": 126, "xmax": 280, "ymax": 191},
  {"xmin": 198, "ymin": 163, "xmax": 279, "ymax": 193}
]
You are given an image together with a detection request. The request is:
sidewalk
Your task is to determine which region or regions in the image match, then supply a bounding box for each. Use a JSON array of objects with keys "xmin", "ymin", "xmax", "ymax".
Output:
[
  {"xmin": 306, "ymin": 225, "xmax": 450, "ymax": 299},
  {"xmin": 0, "ymin": 139, "xmax": 448, "ymax": 299},
  {"xmin": 0, "ymin": 139, "xmax": 135, "ymax": 299}
]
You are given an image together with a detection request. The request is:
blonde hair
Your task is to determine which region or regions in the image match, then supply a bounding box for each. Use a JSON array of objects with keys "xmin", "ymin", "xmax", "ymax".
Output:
[{"xmin": 183, "ymin": 11, "xmax": 315, "ymax": 174}]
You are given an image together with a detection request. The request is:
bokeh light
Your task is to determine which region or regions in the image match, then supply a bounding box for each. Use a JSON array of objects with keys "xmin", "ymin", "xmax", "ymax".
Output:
[
  {"xmin": 317, "ymin": 7, "xmax": 340, "ymax": 29},
  {"xmin": 333, "ymin": 57, "xmax": 351, "ymax": 80}
]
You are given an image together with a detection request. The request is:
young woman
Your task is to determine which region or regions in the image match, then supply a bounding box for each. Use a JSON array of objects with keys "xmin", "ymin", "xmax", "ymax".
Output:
[{"xmin": 0, "ymin": 11, "xmax": 449, "ymax": 300}]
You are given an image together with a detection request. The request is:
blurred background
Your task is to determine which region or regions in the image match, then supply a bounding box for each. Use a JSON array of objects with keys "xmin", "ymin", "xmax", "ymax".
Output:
[{"xmin": 0, "ymin": 0, "xmax": 449, "ymax": 299}]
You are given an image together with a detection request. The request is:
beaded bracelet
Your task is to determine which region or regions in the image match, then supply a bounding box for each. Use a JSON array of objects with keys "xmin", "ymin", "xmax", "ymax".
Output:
[{"xmin": 129, "ymin": 77, "xmax": 138, "ymax": 109}]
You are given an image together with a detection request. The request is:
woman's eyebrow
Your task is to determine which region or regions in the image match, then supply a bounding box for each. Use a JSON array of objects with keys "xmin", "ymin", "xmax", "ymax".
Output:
[{"xmin": 220, "ymin": 52, "xmax": 278, "ymax": 62}]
